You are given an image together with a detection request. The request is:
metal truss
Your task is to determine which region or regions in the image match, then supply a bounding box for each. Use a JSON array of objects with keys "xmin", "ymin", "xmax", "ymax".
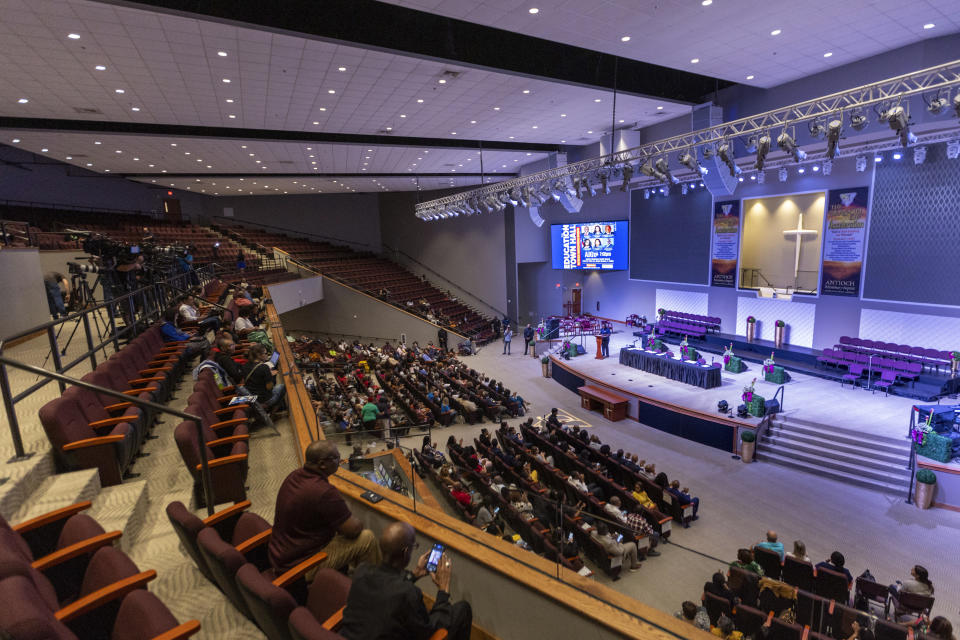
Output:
[{"xmin": 417, "ymin": 58, "xmax": 960, "ymax": 219}]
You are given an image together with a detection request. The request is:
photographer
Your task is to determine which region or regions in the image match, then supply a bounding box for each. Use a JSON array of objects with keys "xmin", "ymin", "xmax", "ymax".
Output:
[{"xmin": 43, "ymin": 272, "xmax": 70, "ymax": 319}]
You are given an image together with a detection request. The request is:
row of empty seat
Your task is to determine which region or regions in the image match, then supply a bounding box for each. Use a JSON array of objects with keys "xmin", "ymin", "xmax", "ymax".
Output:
[
  {"xmin": 659, "ymin": 310, "xmax": 722, "ymax": 332},
  {"xmin": 835, "ymin": 337, "xmax": 954, "ymax": 373}
]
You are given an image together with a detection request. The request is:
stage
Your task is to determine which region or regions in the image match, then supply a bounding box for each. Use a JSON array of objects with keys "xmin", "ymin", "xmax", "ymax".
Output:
[{"xmin": 632, "ymin": 329, "xmax": 960, "ymax": 402}]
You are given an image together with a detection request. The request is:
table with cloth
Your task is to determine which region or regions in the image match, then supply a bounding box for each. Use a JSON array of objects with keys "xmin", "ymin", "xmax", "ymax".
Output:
[{"xmin": 619, "ymin": 347, "xmax": 722, "ymax": 389}]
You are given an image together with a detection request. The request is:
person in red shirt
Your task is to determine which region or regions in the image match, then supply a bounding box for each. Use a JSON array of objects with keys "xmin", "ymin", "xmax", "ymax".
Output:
[
  {"xmin": 449, "ymin": 482, "xmax": 472, "ymax": 510},
  {"xmin": 269, "ymin": 440, "xmax": 380, "ymax": 576}
]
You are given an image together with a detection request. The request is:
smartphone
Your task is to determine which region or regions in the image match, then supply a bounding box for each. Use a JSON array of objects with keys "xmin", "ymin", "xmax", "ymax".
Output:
[
  {"xmin": 360, "ymin": 490, "xmax": 383, "ymax": 503},
  {"xmin": 616, "ymin": 533, "xmax": 624, "ymax": 543},
  {"xmin": 426, "ymin": 543, "xmax": 445, "ymax": 573},
  {"xmin": 493, "ymin": 507, "xmax": 500, "ymax": 515},
  {"xmin": 567, "ymin": 532, "xmax": 574, "ymax": 543}
]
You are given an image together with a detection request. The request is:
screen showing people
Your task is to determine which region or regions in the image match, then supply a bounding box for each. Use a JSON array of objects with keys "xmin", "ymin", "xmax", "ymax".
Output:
[{"xmin": 550, "ymin": 221, "xmax": 628, "ymax": 270}]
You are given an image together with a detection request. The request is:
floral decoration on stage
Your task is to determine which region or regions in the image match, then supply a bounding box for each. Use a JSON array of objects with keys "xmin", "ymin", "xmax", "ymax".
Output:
[
  {"xmin": 679, "ymin": 336, "xmax": 690, "ymax": 359},
  {"xmin": 775, "ymin": 320, "xmax": 785, "ymax": 328},
  {"xmin": 657, "ymin": 308, "xmax": 666, "ymax": 317},
  {"xmin": 763, "ymin": 352, "xmax": 776, "ymax": 374},
  {"xmin": 723, "ymin": 343, "xmax": 735, "ymax": 365},
  {"xmin": 746, "ymin": 316, "xmax": 756, "ymax": 323},
  {"xmin": 742, "ymin": 378, "xmax": 757, "ymax": 403},
  {"xmin": 910, "ymin": 412, "xmax": 934, "ymax": 447}
]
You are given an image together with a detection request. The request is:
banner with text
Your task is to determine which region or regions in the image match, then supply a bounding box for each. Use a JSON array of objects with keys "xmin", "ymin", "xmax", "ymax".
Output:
[
  {"xmin": 821, "ymin": 186, "xmax": 870, "ymax": 296},
  {"xmin": 711, "ymin": 200, "xmax": 741, "ymax": 287}
]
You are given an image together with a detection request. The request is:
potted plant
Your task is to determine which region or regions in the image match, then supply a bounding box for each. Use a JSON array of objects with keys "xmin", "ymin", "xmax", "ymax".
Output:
[
  {"xmin": 740, "ymin": 430, "xmax": 756, "ymax": 463},
  {"xmin": 746, "ymin": 316, "xmax": 756, "ymax": 342},
  {"xmin": 541, "ymin": 355, "xmax": 550, "ymax": 377},
  {"xmin": 951, "ymin": 351, "xmax": 960, "ymax": 376},
  {"xmin": 915, "ymin": 469, "xmax": 937, "ymax": 509}
]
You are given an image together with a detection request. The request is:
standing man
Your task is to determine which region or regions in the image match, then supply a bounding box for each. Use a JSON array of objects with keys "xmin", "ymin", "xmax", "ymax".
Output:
[
  {"xmin": 502, "ymin": 325, "xmax": 513, "ymax": 355},
  {"xmin": 600, "ymin": 323, "xmax": 612, "ymax": 358},
  {"xmin": 437, "ymin": 326, "xmax": 448, "ymax": 352},
  {"xmin": 269, "ymin": 441, "xmax": 380, "ymax": 576},
  {"xmin": 338, "ymin": 521, "xmax": 473, "ymax": 640},
  {"xmin": 522, "ymin": 324, "xmax": 535, "ymax": 357}
]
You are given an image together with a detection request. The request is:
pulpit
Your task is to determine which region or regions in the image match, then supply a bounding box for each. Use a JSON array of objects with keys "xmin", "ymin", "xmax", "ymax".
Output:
[{"xmin": 595, "ymin": 335, "xmax": 604, "ymax": 359}]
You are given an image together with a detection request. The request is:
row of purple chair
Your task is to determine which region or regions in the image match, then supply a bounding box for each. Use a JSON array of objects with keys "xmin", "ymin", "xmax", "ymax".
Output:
[
  {"xmin": 38, "ymin": 324, "xmax": 195, "ymax": 487},
  {"xmin": 1, "ymin": 500, "xmax": 199, "ymax": 639},
  {"xmin": 165, "ymin": 500, "xmax": 427, "ymax": 640},
  {"xmin": 819, "ymin": 350, "xmax": 921, "ymax": 394},
  {"xmin": 836, "ymin": 337, "xmax": 953, "ymax": 372},
  {"xmin": 660, "ymin": 310, "xmax": 721, "ymax": 332},
  {"xmin": 657, "ymin": 318, "xmax": 707, "ymax": 338}
]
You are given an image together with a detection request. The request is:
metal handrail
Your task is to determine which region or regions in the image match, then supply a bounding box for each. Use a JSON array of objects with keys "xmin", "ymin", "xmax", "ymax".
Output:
[{"xmin": 0, "ymin": 353, "xmax": 216, "ymax": 515}]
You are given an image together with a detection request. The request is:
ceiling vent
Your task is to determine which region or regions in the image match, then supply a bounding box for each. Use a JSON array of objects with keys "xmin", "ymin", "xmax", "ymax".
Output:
[{"xmin": 72, "ymin": 107, "xmax": 102, "ymax": 114}]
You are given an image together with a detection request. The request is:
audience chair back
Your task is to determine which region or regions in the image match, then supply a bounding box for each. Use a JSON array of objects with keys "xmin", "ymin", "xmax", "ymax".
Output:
[
  {"xmin": 890, "ymin": 590, "xmax": 934, "ymax": 620},
  {"xmin": 855, "ymin": 576, "xmax": 890, "ymax": 618},
  {"xmin": 753, "ymin": 546, "xmax": 783, "ymax": 580},
  {"xmin": 782, "ymin": 556, "xmax": 815, "ymax": 593},
  {"xmin": 702, "ymin": 592, "xmax": 732, "ymax": 626},
  {"xmin": 813, "ymin": 566, "xmax": 850, "ymax": 605}
]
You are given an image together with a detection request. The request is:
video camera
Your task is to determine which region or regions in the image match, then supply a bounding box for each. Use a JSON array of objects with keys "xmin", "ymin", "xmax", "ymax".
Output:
[{"xmin": 66, "ymin": 261, "xmax": 104, "ymax": 275}]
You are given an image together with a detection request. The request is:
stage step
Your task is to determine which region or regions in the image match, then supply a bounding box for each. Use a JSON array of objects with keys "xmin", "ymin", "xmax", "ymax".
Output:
[{"xmin": 758, "ymin": 416, "xmax": 912, "ymax": 494}]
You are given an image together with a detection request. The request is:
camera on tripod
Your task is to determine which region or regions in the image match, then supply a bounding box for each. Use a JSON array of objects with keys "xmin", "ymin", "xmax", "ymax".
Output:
[{"xmin": 67, "ymin": 261, "xmax": 103, "ymax": 275}]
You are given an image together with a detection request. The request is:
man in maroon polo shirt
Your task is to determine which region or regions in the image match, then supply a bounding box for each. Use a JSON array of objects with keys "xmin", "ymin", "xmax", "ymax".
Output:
[{"xmin": 269, "ymin": 440, "xmax": 380, "ymax": 575}]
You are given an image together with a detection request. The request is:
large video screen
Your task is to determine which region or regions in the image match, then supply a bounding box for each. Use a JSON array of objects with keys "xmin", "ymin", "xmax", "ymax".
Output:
[{"xmin": 551, "ymin": 220, "xmax": 629, "ymax": 270}]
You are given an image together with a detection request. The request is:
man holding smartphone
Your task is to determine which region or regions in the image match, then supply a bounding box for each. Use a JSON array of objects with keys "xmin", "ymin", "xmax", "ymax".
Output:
[{"xmin": 339, "ymin": 521, "xmax": 473, "ymax": 640}]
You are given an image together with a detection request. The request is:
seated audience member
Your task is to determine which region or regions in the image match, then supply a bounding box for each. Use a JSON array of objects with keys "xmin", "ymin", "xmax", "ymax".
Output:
[
  {"xmin": 546, "ymin": 407, "xmax": 563, "ymax": 430},
  {"xmin": 449, "ymin": 482, "xmax": 472, "ymax": 510},
  {"xmin": 242, "ymin": 344, "xmax": 286, "ymax": 415},
  {"xmin": 756, "ymin": 530, "xmax": 784, "ymax": 560},
  {"xmin": 711, "ymin": 615, "xmax": 744, "ymax": 640},
  {"xmin": 233, "ymin": 305, "xmax": 258, "ymax": 337},
  {"xmin": 632, "ymin": 482, "xmax": 657, "ymax": 510},
  {"xmin": 891, "ymin": 565, "xmax": 934, "ymax": 597},
  {"xmin": 178, "ymin": 293, "xmax": 220, "ymax": 334},
  {"xmin": 421, "ymin": 437, "xmax": 445, "ymax": 468},
  {"xmin": 160, "ymin": 307, "xmax": 208, "ymax": 356},
  {"xmin": 667, "ymin": 480, "xmax": 699, "ymax": 518},
  {"xmin": 591, "ymin": 522, "xmax": 640, "ymax": 574},
  {"xmin": 508, "ymin": 486, "xmax": 535, "ymax": 521},
  {"xmin": 846, "ymin": 620, "xmax": 876, "ymax": 640},
  {"xmin": 785, "ymin": 540, "xmax": 810, "ymax": 563},
  {"xmin": 605, "ymin": 497, "xmax": 660, "ymax": 556},
  {"xmin": 269, "ymin": 441, "xmax": 381, "ymax": 575},
  {"xmin": 338, "ymin": 522, "xmax": 472, "ymax": 640},
  {"xmin": 675, "ymin": 600, "xmax": 710, "ymax": 631},
  {"xmin": 213, "ymin": 336, "xmax": 245, "ymax": 383},
  {"xmin": 703, "ymin": 571, "xmax": 737, "ymax": 604},
  {"xmin": 816, "ymin": 551, "xmax": 853, "ymax": 584},
  {"xmin": 730, "ymin": 548, "xmax": 764, "ymax": 577},
  {"xmin": 475, "ymin": 496, "xmax": 497, "ymax": 531},
  {"xmin": 926, "ymin": 617, "xmax": 955, "ymax": 640}
]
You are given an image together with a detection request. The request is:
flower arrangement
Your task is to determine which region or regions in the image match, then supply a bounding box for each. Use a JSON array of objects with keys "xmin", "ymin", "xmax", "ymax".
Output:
[
  {"xmin": 697, "ymin": 356, "xmax": 707, "ymax": 365},
  {"xmin": 723, "ymin": 342, "xmax": 734, "ymax": 365},
  {"xmin": 775, "ymin": 320, "xmax": 785, "ymax": 328},
  {"xmin": 763, "ymin": 352, "xmax": 776, "ymax": 374},
  {"xmin": 742, "ymin": 378, "xmax": 757, "ymax": 403},
  {"xmin": 910, "ymin": 412, "xmax": 934, "ymax": 447},
  {"xmin": 746, "ymin": 316, "xmax": 756, "ymax": 323},
  {"xmin": 951, "ymin": 351, "xmax": 960, "ymax": 361},
  {"xmin": 657, "ymin": 308, "xmax": 666, "ymax": 316}
]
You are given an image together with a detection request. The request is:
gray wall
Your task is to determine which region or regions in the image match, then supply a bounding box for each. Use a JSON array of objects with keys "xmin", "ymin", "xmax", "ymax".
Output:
[
  {"xmin": 279, "ymin": 276, "xmax": 459, "ymax": 346},
  {"xmin": 267, "ymin": 276, "xmax": 324, "ymax": 315},
  {"xmin": 204, "ymin": 192, "xmax": 381, "ymax": 251},
  {"xmin": 0, "ymin": 249, "xmax": 53, "ymax": 339}
]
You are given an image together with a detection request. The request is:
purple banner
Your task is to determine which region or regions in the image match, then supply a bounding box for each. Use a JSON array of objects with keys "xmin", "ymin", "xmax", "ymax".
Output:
[
  {"xmin": 711, "ymin": 200, "xmax": 740, "ymax": 287},
  {"xmin": 821, "ymin": 187, "xmax": 869, "ymax": 297}
]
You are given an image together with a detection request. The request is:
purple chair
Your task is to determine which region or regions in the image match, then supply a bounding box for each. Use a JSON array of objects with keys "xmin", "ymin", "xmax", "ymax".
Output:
[
  {"xmin": 873, "ymin": 369, "xmax": 898, "ymax": 395},
  {"xmin": 922, "ymin": 348, "xmax": 941, "ymax": 372},
  {"xmin": 111, "ymin": 590, "xmax": 201, "ymax": 640},
  {"xmin": 817, "ymin": 349, "xmax": 838, "ymax": 368},
  {"xmin": 841, "ymin": 364, "xmax": 865, "ymax": 389},
  {"xmin": 909, "ymin": 346, "xmax": 926, "ymax": 365},
  {"xmin": 165, "ymin": 500, "xmax": 254, "ymax": 582}
]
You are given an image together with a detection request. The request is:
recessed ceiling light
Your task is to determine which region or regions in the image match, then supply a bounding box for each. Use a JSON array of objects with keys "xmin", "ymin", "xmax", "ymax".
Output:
[
  {"xmin": 68, "ymin": 33, "xmax": 80, "ymax": 39},
  {"xmin": 225, "ymin": 99, "xmax": 234, "ymax": 103},
  {"xmin": 328, "ymin": 89, "xmax": 336, "ymax": 94},
  {"xmin": 95, "ymin": 65, "xmax": 106, "ymax": 71},
  {"xmin": 40, "ymin": 148, "xmax": 48, "ymax": 152},
  {"xmin": 560, "ymin": 140, "xmax": 566, "ymax": 143},
  {"xmin": 115, "ymin": 149, "xmax": 122, "ymax": 153},
  {"xmin": 493, "ymin": 106, "xmax": 500, "ymax": 111},
  {"xmin": 522, "ymin": 89, "xmax": 530, "ymax": 94},
  {"xmin": 470, "ymin": 120, "xmax": 476, "ymax": 124},
  {"xmin": 115, "ymin": 89, "xmax": 124, "ymax": 94},
  {"xmin": 417, "ymin": 99, "xmax": 424, "ymax": 103},
  {"xmin": 319, "ymin": 107, "xmax": 326, "ymax": 111},
  {"xmin": 823, "ymin": 52, "xmax": 833, "ymax": 57},
  {"xmin": 438, "ymin": 79, "xmax": 446, "ymax": 84},
  {"xmin": 618, "ymin": 119, "xmax": 624, "ymax": 123},
  {"xmin": 66, "ymin": 155, "xmax": 72, "ymax": 160},
  {"xmin": 338, "ymin": 66, "xmax": 346, "ymax": 71},
  {"xmin": 148, "ymin": 164, "xmax": 154, "ymax": 167},
  {"xmin": 184, "ymin": 151, "xmax": 190, "ymax": 155},
  {"xmin": 95, "ymin": 141, "xmax": 102, "ymax": 145},
  {"xmin": 560, "ymin": 113, "xmax": 567, "ymax": 117},
  {"xmin": 133, "ymin": 157, "xmax": 139, "ymax": 161},
  {"xmin": 657, "ymin": 106, "xmax": 664, "ymax": 110},
  {"xmin": 508, "ymin": 136, "xmax": 515, "ymax": 139},
  {"xmin": 386, "ymin": 126, "xmax": 392, "ymax": 131},
  {"xmin": 17, "ymin": 98, "xmax": 28, "ymax": 103},
  {"xmin": 228, "ymin": 114, "xmax": 236, "ymax": 118},
  {"xmin": 131, "ymin": 106, "xmax": 140, "ymax": 111},
  {"xmin": 701, "ymin": 0, "xmax": 712, "ymax": 5},
  {"xmin": 313, "ymin": 121, "xmax": 319, "ymax": 125},
  {"xmin": 529, "ymin": 7, "xmax": 539, "ymax": 14},
  {"xmin": 241, "ymin": 145, "xmax": 247, "ymax": 148},
  {"xmin": 690, "ymin": 58, "xmax": 700, "ymax": 64},
  {"xmin": 450, "ymin": 131, "xmax": 456, "ymax": 135},
  {"xmin": 400, "ymin": 114, "xmax": 406, "ymax": 118},
  {"xmin": 746, "ymin": 74, "xmax": 755, "ymax": 80},
  {"xmin": 923, "ymin": 23, "xmax": 935, "ymax": 29},
  {"xmin": 222, "ymin": 78, "xmax": 230, "ymax": 83},
  {"xmin": 620, "ymin": 36, "xmax": 631, "ymax": 42},
  {"xmin": 217, "ymin": 51, "xmax": 227, "ymax": 57},
  {"xmin": 594, "ymin": 98, "xmax": 602, "ymax": 103},
  {"xmin": 770, "ymin": 29, "xmax": 781, "ymax": 36},
  {"xmin": 587, "ymin": 130, "xmax": 593, "ymax": 134}
]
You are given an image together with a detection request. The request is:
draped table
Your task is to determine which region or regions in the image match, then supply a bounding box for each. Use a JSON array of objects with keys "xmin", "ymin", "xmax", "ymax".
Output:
[{"xmin": 619, "ymin": 347, "xmax": 722, "ymax": 389}]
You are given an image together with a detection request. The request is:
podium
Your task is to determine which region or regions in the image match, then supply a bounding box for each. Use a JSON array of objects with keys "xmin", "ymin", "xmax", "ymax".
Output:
[{"xmin": 595, "ymin": 335, "xmax": 604, "ymax": 359}]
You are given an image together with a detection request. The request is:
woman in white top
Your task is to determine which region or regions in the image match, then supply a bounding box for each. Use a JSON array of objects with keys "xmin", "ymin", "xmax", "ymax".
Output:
[
  {"xmin": 785, "ymin": 540, "xmax": 811, "ymax": 563},
  {"xmin": 233, "ymin": 306, "xmax": 256, "ymax": 336}
]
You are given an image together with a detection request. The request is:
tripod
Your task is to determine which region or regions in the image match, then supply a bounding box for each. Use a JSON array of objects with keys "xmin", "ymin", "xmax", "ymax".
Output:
[{"xmin": 37, "ymin": 274, "xmax": 113, "ymax": 378}]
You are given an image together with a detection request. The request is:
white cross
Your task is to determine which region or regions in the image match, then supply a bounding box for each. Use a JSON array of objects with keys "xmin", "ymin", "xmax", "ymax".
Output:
[{"xmin": 782, "ymin": 212, "xmax": 818, "ymax": 279}]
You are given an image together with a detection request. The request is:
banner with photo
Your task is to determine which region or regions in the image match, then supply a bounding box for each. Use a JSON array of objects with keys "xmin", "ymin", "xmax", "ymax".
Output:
[
  {"xmin": 711, "ymin": 200, "xmax": 741, "ymax": 287},
  {"xmin": 821, "ymin": 186, "xmax": 870, "ymax": 296}
]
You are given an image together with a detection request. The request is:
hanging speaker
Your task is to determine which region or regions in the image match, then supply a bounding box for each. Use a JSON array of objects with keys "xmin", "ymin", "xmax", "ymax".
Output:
[{"xmin": 529, "ymin": 206, "xmax": 544, "ymax": 228}]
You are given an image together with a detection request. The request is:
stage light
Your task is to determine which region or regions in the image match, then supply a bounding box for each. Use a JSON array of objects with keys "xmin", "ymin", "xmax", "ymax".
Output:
[
  {"xmin": 778, "ymin": 167, "xmax": 788, "ymax": 182},
  {"xmin": 798, "ymin": 167, "xmax": 805, "ymax": 174},
  {"xmin": 498, "ymin": 193, "xmax": 513, "ymax": 208},
  {"xmin": 826, "ymin": 119, "xmax": 842, "ymax": 159},
  {"xmin": 508, "ymin": 188, "xmax": 521, "ymax": 205},
  {"xmin": 717, "ymin": 142, "xmax": 741, "ymax": 176},
  {"xmin": 681, "ymin": 183, "xmax": 688, "ymax": 195},
  {"xmin": 855, "ymin": 155, "xmax": 867, "ymax": 172},
  {"xmin": 655, "ymin": 157, "xmax": 679, "ymax": 183},
  {"xmin": 679, "ymin": 151, "xmax": 708, "ymax": 175},
  {"xmin": 947, "ymin": 140, "xmax": 960, "ymax": 160},
  {"xmin": 754, "ymin": 134, "xmax": 771, "ymax": 170},
  {"xmin": 777, "ymin": 131, "xmax": 807, "ymax": 162},
  {"xmin": 927, "ymin": 94, "xmax": 948, "ymax": 115},
  {"xmin": 953, "ymin": 94, "xmax": 960, "ymax": 119},
  {"xmin": 874, "ymin": 154, "xmax": 882, "ymax": 163},
  {"xmin": 620, "ymin": 165, "xmax": 634, "ymax": 191},
  {"xmin": 886, "ymin": 106, "xmax": 916, "ymax": 147},
  {"xmin": 540, "ymin": 183, "xmax": 558, "ymax": 201},
  {"xmin": 812, "ymin": 165, "xmax": 819, "ymax": 172},
  {"xmin": 644, "ymin": 188, "xmax": 650, "ymax": 199},
  {"xmin": 521, "ymin": 186, "xmax": 534, "ymax": 207},
  {"xmin": 850, "ymin": 111, "xmax": 868, "ymax": 131},
  {"xmin": 914, "ymin": 146, "xmax": 927, "ymax": 164},
  {"xmin": 892, "ymin": 151, "xmax": 902, "ymax": 160},
  {"xmin": 808, "ymin": 120, "xmax": 826, "ymax": 139},
  {"xmin": 565, "ymin": 179, "xmax": 578, "ymax": 197},
  {"xmin": 757, "ymin": 170, "xmax": 765, "ymax": 184},
  {"xmin": 822, "ymin": 159, "xmax": 833, "ymax": 175}
]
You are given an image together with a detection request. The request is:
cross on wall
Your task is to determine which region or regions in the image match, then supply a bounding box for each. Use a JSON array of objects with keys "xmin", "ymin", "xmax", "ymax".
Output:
[{"xmin": 782, "ymin": 213, "xmax": 818, "ymax": 279}]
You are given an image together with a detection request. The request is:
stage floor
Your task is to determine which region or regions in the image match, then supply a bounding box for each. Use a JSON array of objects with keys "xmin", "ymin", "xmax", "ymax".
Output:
[{"xmin": 561, "ymin": 331, "xmax": 923, "ymax": 441}]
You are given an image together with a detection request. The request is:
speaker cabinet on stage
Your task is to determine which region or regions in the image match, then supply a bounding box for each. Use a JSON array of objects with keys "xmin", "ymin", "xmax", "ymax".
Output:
[{"xmin": 546, "ymin": 318, "xmax": 560, "ymax": 340}]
